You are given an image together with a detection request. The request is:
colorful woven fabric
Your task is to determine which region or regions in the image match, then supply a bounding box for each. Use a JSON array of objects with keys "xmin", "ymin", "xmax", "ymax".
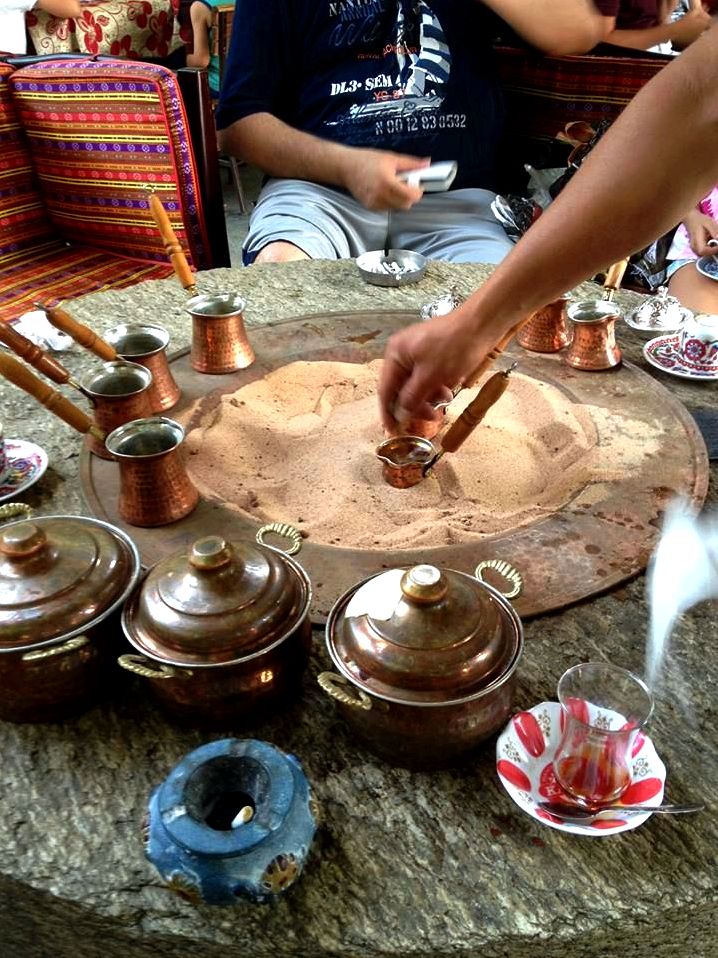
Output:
[
  {"xmin": 9, "ymin": 57, "xmax": 211, "ymax": 269},
  {"xmin": 496, "ymin": 46, "xmax": 670, "ymax": 142},
  {"xmin": 0, "ymin": 65, "xmax": 55, "ymax": 275},
  {"xmin": 0, "ymin": 243, "xmax": 173, "ymax": 325}
]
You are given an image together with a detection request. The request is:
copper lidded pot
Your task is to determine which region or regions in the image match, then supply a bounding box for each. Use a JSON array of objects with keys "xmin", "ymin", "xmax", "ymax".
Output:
[
  {"xmin": 319, "ymin": 562, "xmax": 523, "ymax": 768},
  {"xmin": 119, "ymin": 535, "xmax": 312, "ymax": 726},
  {"xmin": 0, "ymin": 515, "xmax": 141, "ymax": 722}
]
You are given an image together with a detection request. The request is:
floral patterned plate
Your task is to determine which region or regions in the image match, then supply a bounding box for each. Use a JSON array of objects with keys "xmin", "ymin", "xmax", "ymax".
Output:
[
  {"xmin": 495, "ymin": 701, "xmax": 666, "ymax": 837},
  {"xmin": 0, "ymin": 439, "xmax": 48, "ymax": 504},
  {"xmin": 644, "ymin": 334, "xmax": 718, "ymax": 381}
]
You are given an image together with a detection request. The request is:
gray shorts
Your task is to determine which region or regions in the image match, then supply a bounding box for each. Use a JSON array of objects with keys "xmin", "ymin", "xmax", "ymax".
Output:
[{"xmin": 242, "ymin": 178, "xmax": 512, "ymax": 265}]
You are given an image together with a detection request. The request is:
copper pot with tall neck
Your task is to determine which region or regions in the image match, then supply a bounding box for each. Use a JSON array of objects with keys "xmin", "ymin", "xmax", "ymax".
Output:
[{"xmin": 318, "ymin": 561, "xmax": 523, "ymax": 768}]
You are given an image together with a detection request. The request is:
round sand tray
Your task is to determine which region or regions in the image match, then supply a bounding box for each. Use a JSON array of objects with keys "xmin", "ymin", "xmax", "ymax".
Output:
[{"xmin": 80, "ymin": 310, "xmax": 708, "ymax": 623}]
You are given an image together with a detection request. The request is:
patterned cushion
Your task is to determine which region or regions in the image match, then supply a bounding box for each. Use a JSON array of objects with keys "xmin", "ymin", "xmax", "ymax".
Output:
[
  {"xmin": 9, "ymin": 57, "xmax": 212, "ymax": 269},
  {"xmin": 496, "ymin": 47, "xmax": 670, "ymax": 141},
  {"xmin": 0, "ymin": 65, "xmax": 55, "ymax": 273},
  {"xmin": 0, "ymin": 244, "xmax": 174, "ymax": 325},
  {"xmin": 494, "ymin": 47, "xmax": 670, "ymax": 190}
]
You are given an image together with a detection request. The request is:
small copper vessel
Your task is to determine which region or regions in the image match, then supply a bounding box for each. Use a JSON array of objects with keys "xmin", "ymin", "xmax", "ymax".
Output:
[
  {"xmin": 565, "ymin": 300, "xmax": 623, "ymax": 371},
  {"xmin": 82, "ymin": 361, "xmax": 154, "ymax": 460},
  {"xmin": 517, "ymin": 296, "xmax": 572, "ymax": 353},
  {"xmin": 186, "ymin": 292, "xmax": 254, "ymax": 374},
  {"xmin": 105, "ymin": 417, "xmax": 199, "ymax": 527},
  {"xmin": 376, "ymin": 435, "xmax": 436, "ymax": 488},
  {"xmin": 105, "ymin": 323, "xmax": 181, "ymax": 413}
]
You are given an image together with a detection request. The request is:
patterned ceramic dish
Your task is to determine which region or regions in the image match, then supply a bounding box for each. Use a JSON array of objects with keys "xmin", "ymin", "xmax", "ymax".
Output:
[
  {"xmin": 0, "ymin": 439, "xmax": 48, "ymax": 504},
  {"xmin": 696, "ymin": 256, "xmax": 718, "ymax": 282},
  {"xmin": 495, "ymin": 700, "xmax": 666, "ymax": 836},
  {"xmin": 644, "ymin": 334, "xmax": 718, "ymax": 381}
]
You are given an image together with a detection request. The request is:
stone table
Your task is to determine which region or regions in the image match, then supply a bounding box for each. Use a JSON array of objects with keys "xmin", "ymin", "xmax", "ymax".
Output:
[{"xmin": 1, "ymin": 261, "xmax": 716, "ymax": 958}]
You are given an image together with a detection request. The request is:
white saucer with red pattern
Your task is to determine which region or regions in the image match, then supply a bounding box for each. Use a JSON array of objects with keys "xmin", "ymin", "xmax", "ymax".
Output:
[
  {"xmin": 495, "ymin": 701, "xmax": 666, "ymax": 837},
  {"xmin": 644, "ymin": 334, "xmax": 718, "ymax": 381}
]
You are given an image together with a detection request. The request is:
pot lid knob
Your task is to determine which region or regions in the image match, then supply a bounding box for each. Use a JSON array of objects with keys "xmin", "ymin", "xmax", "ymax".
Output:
[
  {"xmin": 0, "ymin": 523, "xmax": 47, "ymax": 558},
  {"xmin": 189, "ymin": 536, "xmax": 234, "ymax": 571},
  {"xmin": 400, "ymin": 565, "xmax": 448, "ymax": 605}
]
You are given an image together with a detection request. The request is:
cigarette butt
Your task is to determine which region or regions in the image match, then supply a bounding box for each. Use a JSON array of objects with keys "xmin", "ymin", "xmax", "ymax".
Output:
[{"xmin": 231, "ymin": 806, "xmax": 254, "ymax": 828}]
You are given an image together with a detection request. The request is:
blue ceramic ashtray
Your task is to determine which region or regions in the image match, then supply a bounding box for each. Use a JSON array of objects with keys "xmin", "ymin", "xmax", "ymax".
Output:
[{"xmin": 144, "ymin": 738, "xmax": 318, "ymax": 905}]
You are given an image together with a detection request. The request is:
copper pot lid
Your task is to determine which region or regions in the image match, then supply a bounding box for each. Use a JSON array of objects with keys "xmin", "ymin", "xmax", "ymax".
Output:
[
  {"xmin": 0, "ymin": 515, "xmax": 141, "ymax": 651},
  {"xmin": 326, "ymin": 564, "xmax": 523, "ymax": 705},
  {"xmin": 122, "ymin": 536, "xmax": 311, "ymax": 667}
]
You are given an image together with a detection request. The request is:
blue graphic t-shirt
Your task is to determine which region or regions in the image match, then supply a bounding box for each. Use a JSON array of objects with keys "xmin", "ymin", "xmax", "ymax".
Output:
[{"xmin": 216, "ymin": 0, "xmax": 506, "ymax": 190}]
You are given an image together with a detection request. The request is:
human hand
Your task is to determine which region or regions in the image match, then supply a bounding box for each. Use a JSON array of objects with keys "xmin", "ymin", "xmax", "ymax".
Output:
[
  {"xmin": 378, "ymin": 307, "xmax": 497, "ymax": 434},
  {"xmin": 670, "ymin": 5, "xmax": 711, "ymax": 47},
  {"xmin": 341, "ymin": 148, "xmax": 430, "ymax": 211},
  {"xmin": 684, "ymin": 209, "xmax": 718, "ymax": 256}
]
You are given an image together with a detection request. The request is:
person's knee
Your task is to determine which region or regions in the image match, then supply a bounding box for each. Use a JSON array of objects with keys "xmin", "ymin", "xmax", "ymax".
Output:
[{"xmin": 253, "ymin": 241, "xmax": 311, "ymax": 264}]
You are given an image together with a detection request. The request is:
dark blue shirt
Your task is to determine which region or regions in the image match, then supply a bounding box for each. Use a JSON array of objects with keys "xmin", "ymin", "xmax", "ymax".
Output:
[{"xmin": 216, "ymin": 0, "xmax": 505, "ymax": 190}]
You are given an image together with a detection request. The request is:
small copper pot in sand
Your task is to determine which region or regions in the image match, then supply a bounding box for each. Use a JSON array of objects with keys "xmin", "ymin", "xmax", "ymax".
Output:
[
  {"xmin": 565, "ymin": 300, "xmax": 623, "ymax": 371},
  {"xmin": 186, "ymin": 292, "xmax": 254, "ymax": 374},
  {"xmin": 105, "ymin": 323, "xmax": 181, "ymax": 413},
  {"xmin": 82, "ymin": 361, "xmax": 154, "ymax": 460},
  {"xmin": 376, "ymin": 435, "xmax": 436, "ymax": 488},
  {"xmin": 517, "ymin": 296, "xmax": 572, "ymax": 353},
  {"xmin": 105, "ymin": 417, "xmax": 199, "ymax": 527}
]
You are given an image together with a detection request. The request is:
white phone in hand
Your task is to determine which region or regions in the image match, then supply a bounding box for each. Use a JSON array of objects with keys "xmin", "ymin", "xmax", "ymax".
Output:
[{"xmin": 398, "ymin": 161, "xmax": 458, "ymax": 192}]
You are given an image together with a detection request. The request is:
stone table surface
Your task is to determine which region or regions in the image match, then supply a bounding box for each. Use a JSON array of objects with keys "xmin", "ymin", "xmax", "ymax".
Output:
[{"xmin": 1, "ymin": 261, "xmax": 717, "ymax": 958}]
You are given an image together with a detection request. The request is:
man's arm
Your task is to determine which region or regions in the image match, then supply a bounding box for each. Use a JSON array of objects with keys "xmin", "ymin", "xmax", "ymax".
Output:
[
  {"xmin": 481, "ymin": 0, "xmax": 609, "ymax": 54},
  {"xmin": 379, "ymin": 25, "xmax": 718, "ymax": 428},
  {"xmin": 217, "ymin": 114, "xmax": 427, "ymax": 211}
]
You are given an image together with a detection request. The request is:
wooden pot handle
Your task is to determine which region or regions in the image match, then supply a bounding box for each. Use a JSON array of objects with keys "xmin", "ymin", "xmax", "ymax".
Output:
[
  {"xmin": 440, "ymin": 366, "xmax": 514, "ymax": 455},
  {"xmin": 0, "ymin": 322, "xmax": 76, "ymax": 387},
  {"xmin": 147, "ymin": 191, "xmax": 197, "ymax": 294},
  {"xmin": 42, "ymin": 306, "xmax": 117, "ymax": 362},
  {"xmin": 0, "ymin": 354, "xmax": 103, "ymax": 440}
]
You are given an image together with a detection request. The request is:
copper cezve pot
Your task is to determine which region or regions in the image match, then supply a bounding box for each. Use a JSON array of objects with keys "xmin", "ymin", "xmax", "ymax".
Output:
[
  {"xmin": 319, "ymin": 561, "xmax": 523, "ymax": 768},
  {"xmin": 0, "ymin": 515, "xmax": 141, "ymax": 722},
  {"xmin": 119, "ymin": 535, "xmax": 312, "ymax": 726}
]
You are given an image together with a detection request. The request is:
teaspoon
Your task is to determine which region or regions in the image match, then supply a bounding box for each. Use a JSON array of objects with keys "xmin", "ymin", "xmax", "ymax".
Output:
[{"xmin": 538, "ymin": 800, "xmax": 705, "ymax": 821}]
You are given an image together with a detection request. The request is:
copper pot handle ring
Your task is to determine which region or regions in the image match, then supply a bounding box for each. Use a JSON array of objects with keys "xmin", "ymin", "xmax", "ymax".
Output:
[
  {"xmin": 22, "ymin": 635, "xmax": 89, "ymax": 662},
  {"xmin": 474, "ymin": 559, "xmax": 523, "ymax": 600},
  {"xmin": 255, "ymin": 522, "xmax": 303, "ymax": 556},
  {"xmin": 318, "ymin": 672, "xmax": 372, "ymax": 710},
  {"xmin": 117, "ymin": 653, "xmax": 193, "ymax": 680},
  {"xmin": 0, "ymin": 503, "xmax": 33, "ymax": 524}
]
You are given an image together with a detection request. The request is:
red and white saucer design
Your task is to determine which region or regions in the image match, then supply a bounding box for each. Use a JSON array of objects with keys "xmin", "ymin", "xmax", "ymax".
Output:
[
  {"xmin": 495, "ymin": 701, "xmax": 666, "ymax": 837},
  {"xmin": 644, "ymin": 334, "xmax": 718, "ymax": 381}
]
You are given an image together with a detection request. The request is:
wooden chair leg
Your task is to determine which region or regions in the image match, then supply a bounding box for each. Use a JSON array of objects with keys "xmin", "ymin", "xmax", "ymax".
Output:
[{"xmin": 225, "ymin": 155, "xmax": 248, "ymax": 214}]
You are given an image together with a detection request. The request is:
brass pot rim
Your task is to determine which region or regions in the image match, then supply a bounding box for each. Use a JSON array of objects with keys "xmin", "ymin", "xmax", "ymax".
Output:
[
  {"xmin": 325, "ymin": 566, "xmax": 523, "ymax": 708},
  {"xmin": 0, "ymin": 514, "xmax": 142, "ymax": 654}
]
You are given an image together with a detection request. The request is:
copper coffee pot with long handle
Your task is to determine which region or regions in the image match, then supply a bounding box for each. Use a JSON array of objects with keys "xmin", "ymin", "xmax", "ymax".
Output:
[
  {"xmin": 145, "ymin": 189, "xmax": 255, "ymax": 374},
  {"xmin": 0, "ymin": 353, "xmax": 105, "ymax": 444},
  {"xmin": 565, "ymin": 257, "xmax": 629, "ymax": 371},
  {"xmin": 39, "ymin": 302, "xmax": 179, "ymax": 413},
  {"xmin": 0, "ymin": 324, "xmax": 153, "ymax": 459},
  {"xmin": 377, "ymin": 363, "xmax": 517, "ymax": 488}
]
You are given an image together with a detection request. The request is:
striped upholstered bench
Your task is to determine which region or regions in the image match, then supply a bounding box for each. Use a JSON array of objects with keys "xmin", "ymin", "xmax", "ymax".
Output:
[{"xmin": 0, "ymin": 57, "xmax": 227, "ymax": 325}]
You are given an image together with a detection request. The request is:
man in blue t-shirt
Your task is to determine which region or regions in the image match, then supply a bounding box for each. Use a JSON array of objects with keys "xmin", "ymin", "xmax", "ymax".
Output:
[{"xmin": 217, "ymin": 0, "xmax": 606, "ymax": 265}]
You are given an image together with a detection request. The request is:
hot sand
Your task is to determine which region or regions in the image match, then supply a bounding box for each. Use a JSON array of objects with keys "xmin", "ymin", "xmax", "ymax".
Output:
[{"xmin": 183, "ymin": 359, "xmax": 664, "ymax": 551}]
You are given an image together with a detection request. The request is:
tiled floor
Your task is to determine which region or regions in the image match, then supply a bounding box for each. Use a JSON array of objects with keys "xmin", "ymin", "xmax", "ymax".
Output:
[{"xmin": 221, "ymin": 162, "xmax": 263, "ymax": 266}]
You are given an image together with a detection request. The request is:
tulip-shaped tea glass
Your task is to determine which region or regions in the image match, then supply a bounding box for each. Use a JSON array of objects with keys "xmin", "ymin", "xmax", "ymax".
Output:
[{"xmin": 553, "ymin": 662, "xmax": 654, "ymax": 809}]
